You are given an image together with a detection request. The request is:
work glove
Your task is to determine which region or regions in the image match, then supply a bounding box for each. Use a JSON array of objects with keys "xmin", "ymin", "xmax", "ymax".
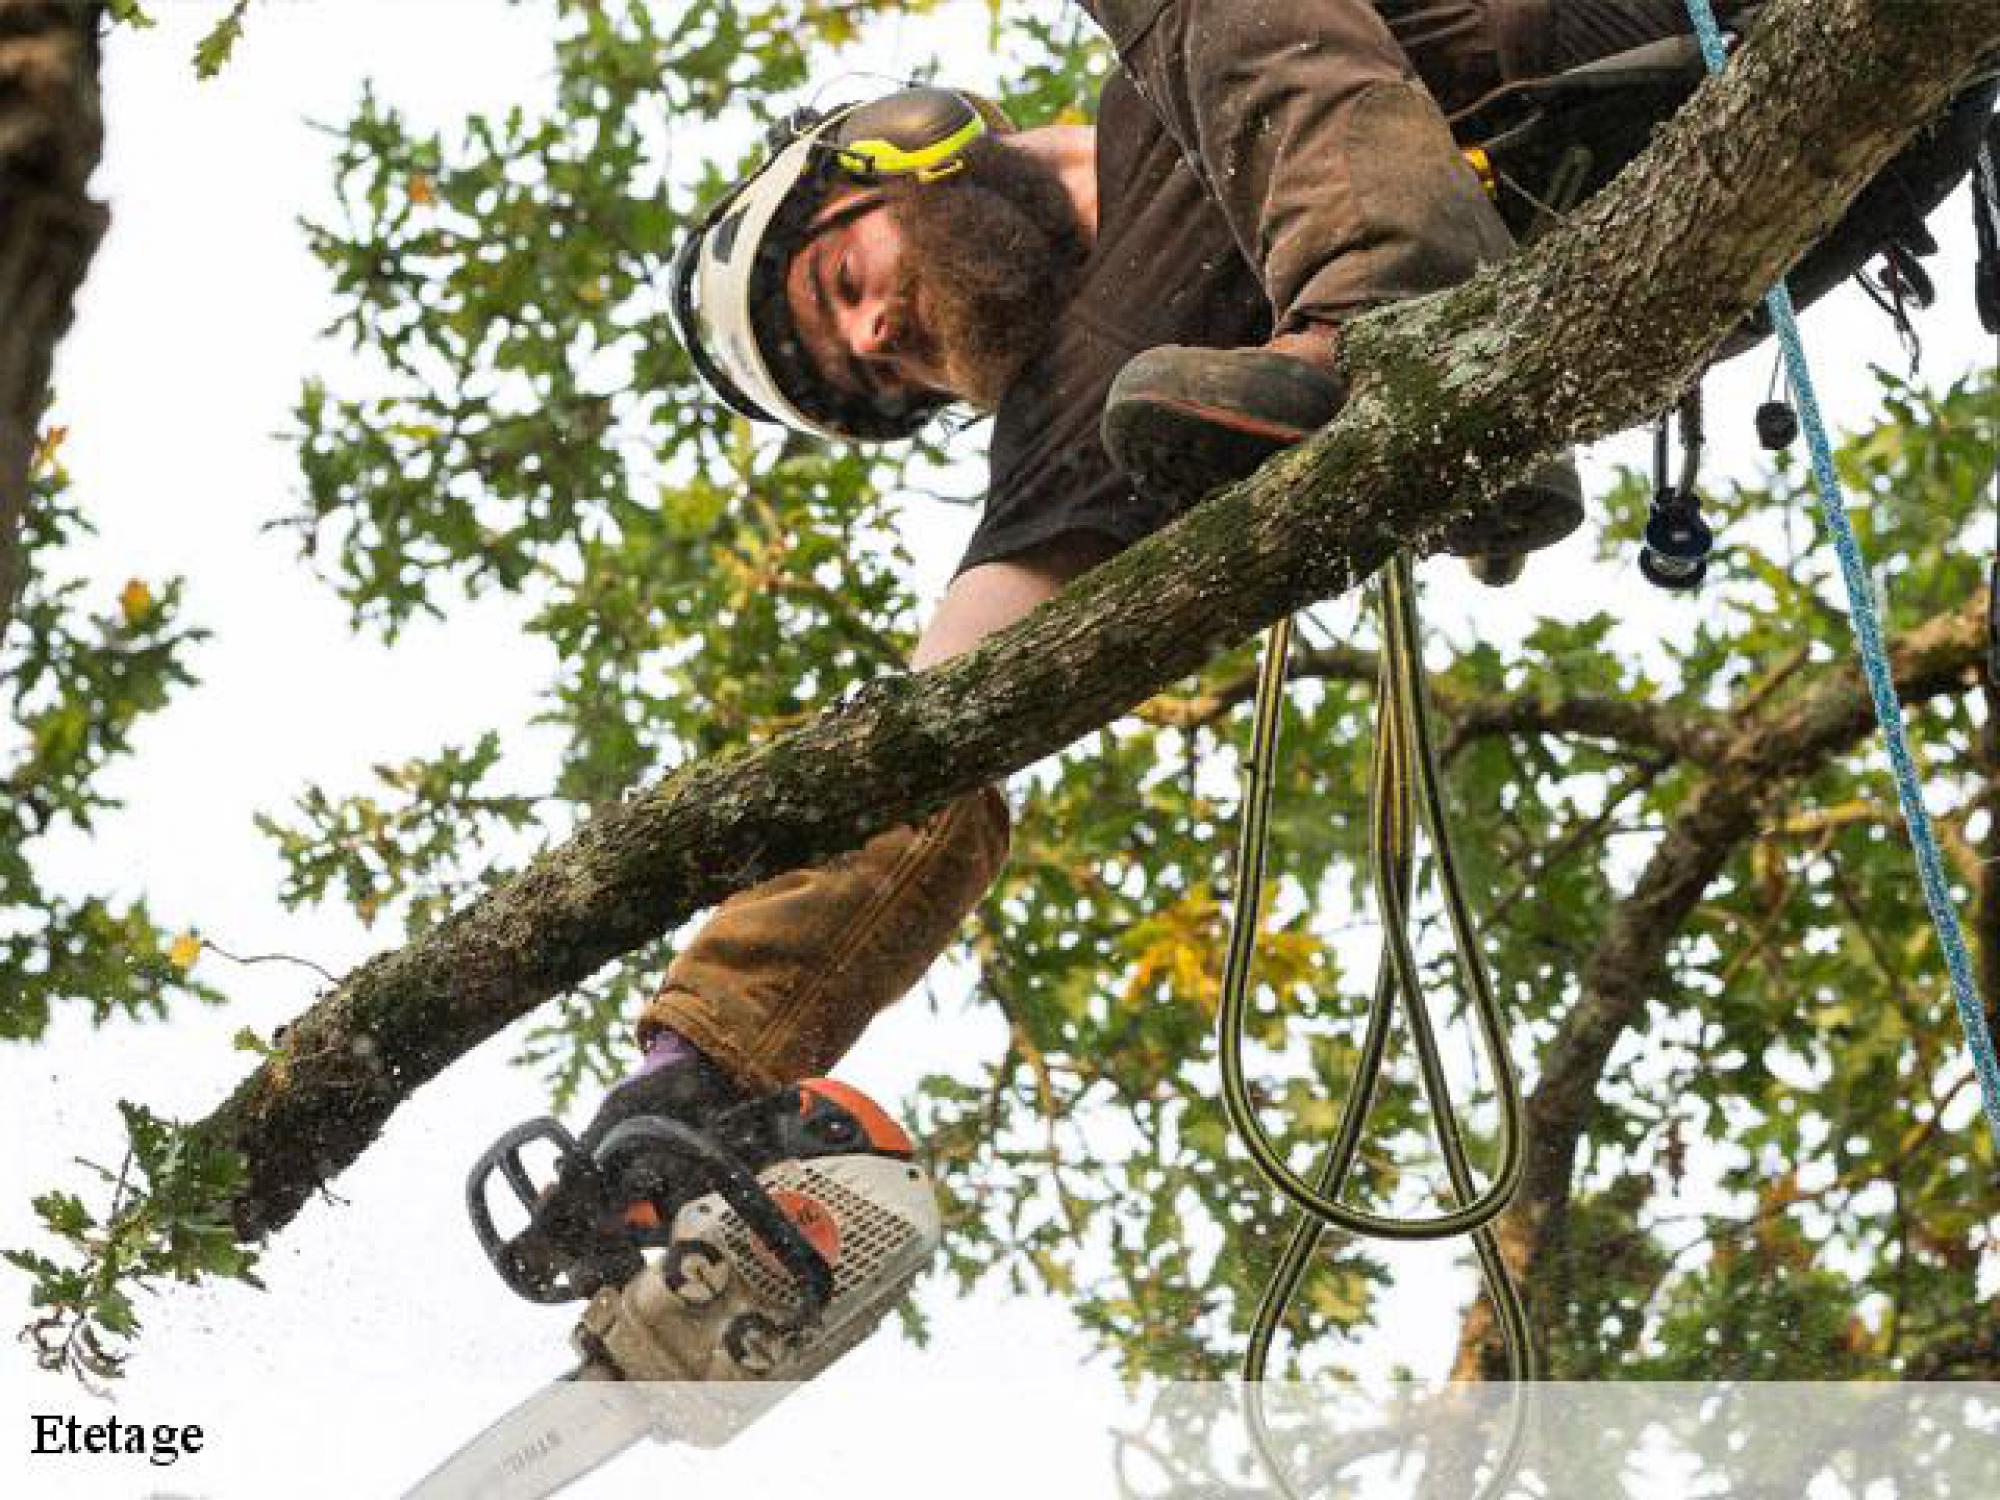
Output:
[{"xmin": 579, "ymin": 1031, "xmax": 748, "ymax": 1155}]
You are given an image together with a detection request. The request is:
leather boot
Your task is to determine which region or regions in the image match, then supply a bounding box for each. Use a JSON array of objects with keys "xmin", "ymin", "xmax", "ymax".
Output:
[{"xmin": 1101, "ymin": 337, "xmax": 1583, "ymax": 567}]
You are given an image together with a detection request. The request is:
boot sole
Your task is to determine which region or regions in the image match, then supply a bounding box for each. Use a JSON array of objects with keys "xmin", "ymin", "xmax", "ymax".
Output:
[
  {"xmin": 1102, "ymin": 344, "xmax": 1583, "ymax": 558},
  {"xmin": 1102, "ymin": 345, "xmax": 1349, "ymax": 512},
  {"xmin": 1100, "ymin": 395, "xmax": 1321, "ymax": 512}
]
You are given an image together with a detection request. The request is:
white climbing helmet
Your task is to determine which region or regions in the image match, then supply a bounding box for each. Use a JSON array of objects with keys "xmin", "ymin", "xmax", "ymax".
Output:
[{"xmin": 668, "ymin": 87, "xmax": 1002, "ymax": 442}]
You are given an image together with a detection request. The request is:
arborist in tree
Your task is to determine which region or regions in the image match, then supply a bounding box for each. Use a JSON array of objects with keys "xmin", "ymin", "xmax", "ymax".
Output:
[
  {"xmin": 411, "ymin": 3, "xmax": 2000, "ymax": 1468},
  {"xmin": 596, "ymin": 0, "xmax": 1739, "ymax": 1138}
]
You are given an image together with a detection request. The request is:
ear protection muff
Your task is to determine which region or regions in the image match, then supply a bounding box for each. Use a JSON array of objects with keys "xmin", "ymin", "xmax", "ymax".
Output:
[
  {"xmin": 819, "ymin": 86, "xmax": 999, "ymax": 185},
  {"xmin": 668, "ymin": 84, "xmax": 1012, "ymax": 442}
]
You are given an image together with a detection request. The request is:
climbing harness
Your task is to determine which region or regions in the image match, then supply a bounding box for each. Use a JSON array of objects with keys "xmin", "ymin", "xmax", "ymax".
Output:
[
  {"xmin": 1456, "ymin": 7, "xmax": 1995, "ymax": 596},
  {"xmin": 1632, "ymin": 136, "xmax": 1972, "ymax": 595},
  {"xmin": 1680, "ymin": 0, "xmax": 2000, "ymax": 1145},
  {"xmin": 1221, "ymin": 559, "xmax": 1533, "ymax": 1496}
]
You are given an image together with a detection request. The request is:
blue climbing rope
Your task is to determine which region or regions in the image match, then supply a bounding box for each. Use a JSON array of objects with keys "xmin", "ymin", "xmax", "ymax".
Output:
[{"xmin": 1682, "ymin": 0, "xmax": 2000, "ymax": 1146}]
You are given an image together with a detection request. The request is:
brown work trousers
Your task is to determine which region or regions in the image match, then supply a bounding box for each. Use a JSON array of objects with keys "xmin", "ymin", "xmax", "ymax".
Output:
[
  {"xmin": 642, "ymin": 0, "xmax": 1688, "ymax": 1087},
  {"xmin": 1084, "ymin": 0, "xmax": 1519, "ymax": 323},
  {"xmin": 1083, "ymin": 0, "xmax": 1711, "ymax": 321}
]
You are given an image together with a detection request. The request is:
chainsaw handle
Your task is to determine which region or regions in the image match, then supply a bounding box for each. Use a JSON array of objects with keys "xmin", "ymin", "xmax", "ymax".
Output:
[
  {"xmin": 466, "ymin": 1116, "xmax": 640, "ymax": 1305},
  {"xmin": 593, "ymin": 1116, "xmax": 836, "ymax": 1325}
]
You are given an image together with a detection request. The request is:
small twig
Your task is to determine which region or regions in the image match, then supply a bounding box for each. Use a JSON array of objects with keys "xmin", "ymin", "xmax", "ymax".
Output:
[
  {"xmin": 1741, "ymin": 643, "xmax": 1815, "ymax": 715},
  {"xmin": 1484, "ymin": 756, "xmax": 1672, "ymax": 928},
  {"xmin": 199, "ymin": 939, "xmax": 339, "ymax": 987}
]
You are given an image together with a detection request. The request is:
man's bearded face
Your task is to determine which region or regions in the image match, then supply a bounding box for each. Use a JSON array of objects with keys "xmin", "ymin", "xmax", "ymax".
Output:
[{"xmin": 782, "ymin": 137, "xmax": 1089, "ymax": 415}]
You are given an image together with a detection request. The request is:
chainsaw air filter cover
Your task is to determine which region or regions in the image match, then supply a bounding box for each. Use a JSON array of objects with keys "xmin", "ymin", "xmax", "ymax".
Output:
[{"xmin": 577, "ymin": 1149, "xmax": 941, "ymax": 1438}]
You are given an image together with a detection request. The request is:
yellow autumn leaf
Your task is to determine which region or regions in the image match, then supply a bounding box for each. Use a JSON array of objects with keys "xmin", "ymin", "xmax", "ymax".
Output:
[
  {"xmin": 168, "ymin": 931, "xmax": 202, "ymax": 971},
  {"xmin": 32, "ymin": 425, "xmax": 70, "ymax": 476},
  {"xmin": 809, "ymin": 6, "xmax": 857, "ymax": 45},
  {"xmin": 1117, "ymin": 886, "xmax": 1226, "ymax": 1014},
  {"xmin": 119, "ymin": 578, "xmax": 154, "ymax": 624}
]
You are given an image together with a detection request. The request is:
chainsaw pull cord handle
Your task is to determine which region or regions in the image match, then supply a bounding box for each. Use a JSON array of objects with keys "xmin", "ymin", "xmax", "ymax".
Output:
[{"xmin": 592, "ymin": 1115, "xmax": 837, "ymax": 1327}]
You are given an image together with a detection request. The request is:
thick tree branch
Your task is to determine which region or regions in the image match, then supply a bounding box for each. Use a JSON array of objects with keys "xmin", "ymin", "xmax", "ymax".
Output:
[
  {"xmin": 186, "ymin": 0, "xmax": 2000, "ymax": 1241},
  {"xmin": 1141, "ymin": 644, "xmax": 1729, "ymax": 767},
  {"xmin": 1437, "ymin": 691, "xmax": 1729, "ymax": 766},
  {"xmin": 1903, "ymin": 1319, "xmax": 2000, "ymax": 1379},
  {"xmin": 0, "ymin": 0, "xmax": 106, "ymax": 641},
  {"xmin": 1452, "ymin": 595, "xmax": 1989, "ymax": 1376},
  {"xmin": 1138, "ymin": 643, "xmax": 1378, "ymax": 730}
]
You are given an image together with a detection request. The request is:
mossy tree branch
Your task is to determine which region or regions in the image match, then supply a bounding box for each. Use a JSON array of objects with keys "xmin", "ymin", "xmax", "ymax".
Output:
[{"xmin": 188, "ymin": 0, "xmax": 1999, "ymax": 1241}]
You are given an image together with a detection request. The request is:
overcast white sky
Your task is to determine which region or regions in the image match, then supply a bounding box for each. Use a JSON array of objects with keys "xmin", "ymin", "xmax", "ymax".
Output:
[{"xmin": 2, "ymin": 3, "xmax": 1997, "ymax": 1497}]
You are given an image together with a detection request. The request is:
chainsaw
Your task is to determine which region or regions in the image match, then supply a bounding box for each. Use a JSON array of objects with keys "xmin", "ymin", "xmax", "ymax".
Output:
[{"xmin": 400, "ymin": 1079, "xmax": 942, "ymax": 1500}]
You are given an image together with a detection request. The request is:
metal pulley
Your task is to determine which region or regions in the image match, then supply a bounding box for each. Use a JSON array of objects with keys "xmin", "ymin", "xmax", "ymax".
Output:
[{"xmin": 1638, "ymin": 390, "xmax": 1713, "ymax": 591}]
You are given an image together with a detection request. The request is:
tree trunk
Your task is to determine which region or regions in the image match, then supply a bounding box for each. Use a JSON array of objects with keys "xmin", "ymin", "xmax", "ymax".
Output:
[
  {"xmin": 0, "ymin": 0, "xmax": 107, "ymax": 641},
  {"xmin": 190, "ymin": 0, "xmax": 2000, "ymax": 1240}
]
